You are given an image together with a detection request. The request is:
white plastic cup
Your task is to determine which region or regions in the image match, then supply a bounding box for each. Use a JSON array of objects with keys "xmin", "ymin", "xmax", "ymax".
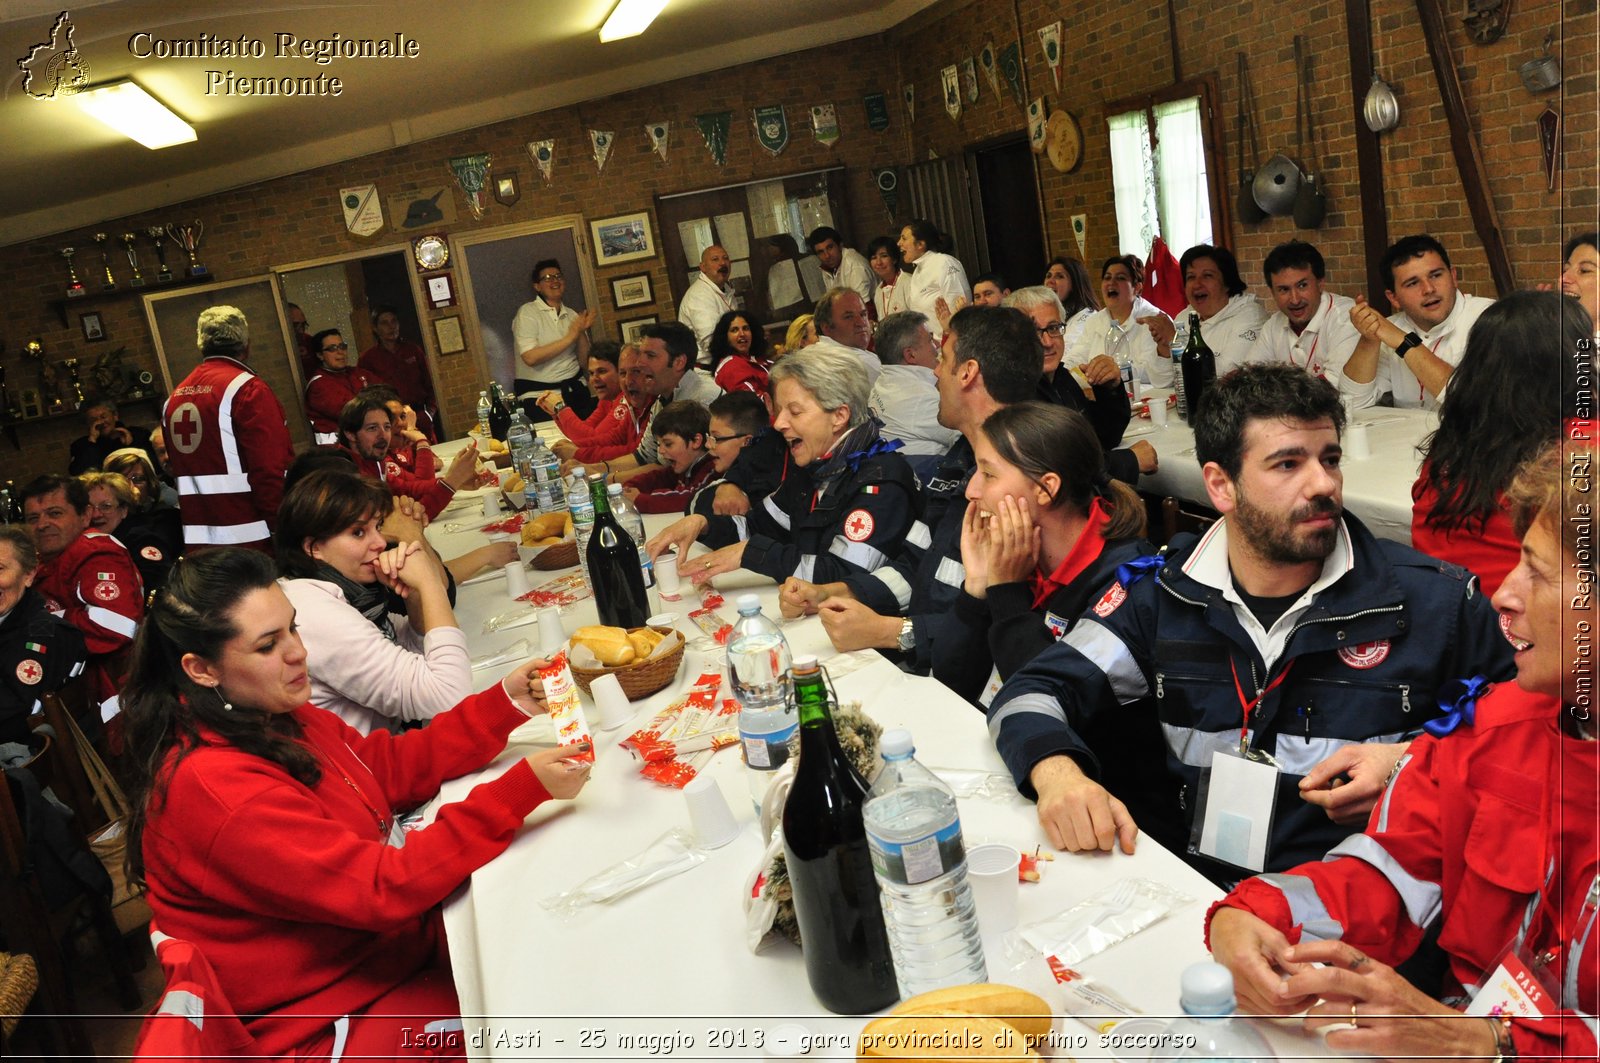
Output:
[
  {"xmin": 504, "ymin": 560, "xmax": 529, "ymax": 599},
  {"xmin": 655, "ymin": 552, "xmax": 681, "ymax": 600},
  {"xmin": 1345, "ymin": 421, "xmax": 1372, "ymax": 460},
  {"xmin": 537, "ymin": 605, "xmax": 566, "ymax": 656},
  {"xmin": 683, "ymin": 773, "xmax": 740, "ymax": 849},
  {"xmin": 482, "ymin": 493, "xmax": 500, "ymax": 519},
  {"xmin": 589, "ymin": 672, "xmax": 633, "ymax": 731},
  {"xmin": 1145, "ymin": 389, "xmax": 1172, "ymax": 427},
  {"xmin": 967, "ymin": 843, "xmax": 1021, "ymax": 934}
]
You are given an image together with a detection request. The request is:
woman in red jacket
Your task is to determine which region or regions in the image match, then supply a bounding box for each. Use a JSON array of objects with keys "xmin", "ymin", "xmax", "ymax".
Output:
[
  {"xmin": 123, "ymin": 548, "xmax": 591, "ymax": 1059},
  {"xmin": 710, "ymin": 309, "xmax": 773, "ymax": 399},
  {"xmin": 1208, "ymin": 438, "xmax": 1597, "ymax": 1062}
]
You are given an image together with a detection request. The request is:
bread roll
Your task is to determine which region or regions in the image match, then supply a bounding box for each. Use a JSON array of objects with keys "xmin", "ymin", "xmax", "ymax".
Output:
[
  {"xmin": 572, "ymin": 625, "xmax": 635, "ymax": 666},
  {"xmin": 857, "ymin": 1014, "xmax": 1040, "ymax": 1061},
  {"xmin": 528, "ymin": 511, "xmax": 569, "ymax": 540},
  {"xmin": 890, "ymin": 985, "xmax": 1053, "ymax": 1048}
]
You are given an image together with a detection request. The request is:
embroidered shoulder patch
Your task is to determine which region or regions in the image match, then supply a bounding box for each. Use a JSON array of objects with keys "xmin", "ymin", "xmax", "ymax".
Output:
[
  {"xmin": 843, "ymin": 509, "xmax": 875, "ymax": 542},
  {"xmin": 140, "ymin": 545, "xmax": 163, "ymax": 561},
  {"xmin": 92, "ymin": 580, "xmax": 120, "ymax": 602},
  {"xmin": 1093, "ymin": 582, "xmax": 1128, "ymax": 618},
  {"xmin": 1337, "ymin": 640, "xmax": 1391, "ymax": 669},
  {"xmin": 16, "ymin": 659, "xmax": 43, "ymax": 686}
]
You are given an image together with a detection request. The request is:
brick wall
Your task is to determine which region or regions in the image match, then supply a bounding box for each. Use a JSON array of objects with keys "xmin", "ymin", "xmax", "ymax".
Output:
[{"xmin": 0, "ymin": 0, "xmax": 1591, "ymax": 487}]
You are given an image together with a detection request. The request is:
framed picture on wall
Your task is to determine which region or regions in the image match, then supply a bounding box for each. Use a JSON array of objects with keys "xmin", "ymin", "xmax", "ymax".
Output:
[
  {"xmin": 432, "ymin": 315, "xmax": 466, "ymax": 354},
  {"xmin": 80, "ymin": 311, "xmax": 105, "ymax": 341},
  {"xmin": 619, "ymin": 315, "xmax": 658, "ymax": 344},
  {"xmin": 424, "ymin": 272, "xmax": 455, "ymax": 308},
  {"xmin": 610, "ymin": 273, "xmax": 653, "ymax": 308},
  {"xmin": 590, "ymin": 211, "xmax": 656, "ymax": 266}
]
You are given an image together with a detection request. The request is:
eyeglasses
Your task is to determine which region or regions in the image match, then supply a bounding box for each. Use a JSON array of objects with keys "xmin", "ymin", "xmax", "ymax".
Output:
[
  {"xmin": 88, "ymin": 501, "xmax": 122, "ymax": 514},
  {"xmin": 321, "ymin": 342, "xmax": 349, "ymax": 352},
  {"xmin": 538, "ymin": 273, "xmax": 565, "ymax": 283},
  {"xmin": 1036, "ymin": 321, "xmax": 1068, "ymax": 337},
  {"xmin": 709, "ymin": 432, "xmax": 752, "ymax": 444}
]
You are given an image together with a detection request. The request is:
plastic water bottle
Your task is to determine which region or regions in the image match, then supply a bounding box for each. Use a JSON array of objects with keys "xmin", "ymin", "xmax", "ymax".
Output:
[
  {"xmin": 727, "ymin": 595, "xmax": 795, "ymax": 811},
  {"xmin": 862, "ymin": 728, "xmax": 987, "ymax": 996},
  {"xmin": 530, "ymin": 435, "xmax": 563, "ymax": 514},
  {"xmin": 476, "ymin": 390, "xmax": 492, "ymax": 440},
  {"xmin": 567, "ymin": 470, "xmax": 595, "ymax": 582},
  {"xmin": 1165, "ymin": 963, "xmax": 1276, "ymax": 1061},
  {"xmin": 607, "ymin": 483, "xmax": 654, "ymax": 588},
  {"xmin": 1171, "ymin": 318, "xmax": 1189, "ymax": 421},
  {"xmin": 506, "ymin": 411, "xmax": 536, "ymax": 495}
]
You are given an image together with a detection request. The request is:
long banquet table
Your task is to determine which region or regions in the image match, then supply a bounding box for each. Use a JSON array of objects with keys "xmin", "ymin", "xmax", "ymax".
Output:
[
  {"xmin": 419, "ymin": 476, "xmax": 1349, "ymax": 1062},
  {"xmin": 1131, "ymin": 405, "xmax": 1437, "ymax": 545}
]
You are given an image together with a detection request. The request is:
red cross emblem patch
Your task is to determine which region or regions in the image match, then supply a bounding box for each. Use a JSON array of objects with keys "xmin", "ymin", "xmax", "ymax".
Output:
[
  {"xmin": 140, "ymin": 545, "xmax": 163, "ymax": 561},
  {"xmin": 93, "ymin": 580, "xmax": 121, "ymax": 602},
  {"xmin": 169, "ymin": 402, "xmax": 204, "ymax": 454},
  {"xmin": 843, "ymin": 509, "xmax": 875, "ymax": 542},
  {"xmin": 1093, "ymin": 582, "xmax": 1128, "ymax": 618},
  {"xmin": 1338, "ymin": 640, "xmax": 1391, "ymax": 669},
  {"xmin": 16, "ymin": 659, "xmax": 43, "ymax": 686}
]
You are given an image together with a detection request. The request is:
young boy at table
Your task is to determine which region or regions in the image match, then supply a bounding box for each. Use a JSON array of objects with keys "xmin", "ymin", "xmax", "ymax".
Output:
[
  {"xmin": 623, "ymin": 401, "xmax": 717, "ymax": 514},
  {"xmin": 688, "ymin": 391, "xmax": 791, "ymax": 519}
]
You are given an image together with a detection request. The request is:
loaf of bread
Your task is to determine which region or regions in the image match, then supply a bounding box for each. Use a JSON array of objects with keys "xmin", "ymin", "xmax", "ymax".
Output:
[
  {"xmin": 888, "ymin": 985, "xmax": 1053, "ymax": 1048},
  {"xmin": 857, "ymin": 1013, "xmax": 1041, "ymax": 1062},
  {"xmin": 504, "ymin": 472, "xmax": 525, "ymax": 491},
  {"xmin": 626, "ymin": 628, "xmax": 665, "ymax": 659},
  {"xmin": 571, "ymin": 625, "xmax": 636, "ymax": 666}
]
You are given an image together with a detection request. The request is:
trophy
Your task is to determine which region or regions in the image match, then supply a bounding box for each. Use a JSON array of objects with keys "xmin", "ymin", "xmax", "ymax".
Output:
[
  {"xmin": 121, "ymin": 232, "xmax": 146, "ymax": 287},
  {"xmin": 93, "ymin": 232, "xmax": 116, "ymax": 291},
  {"xmin": 63, "ymin": 358, "xmax": 86, "ymax": 411},
  {"xmin": 23, "ymin": 340, "xmax": 64, "ymax": 414},
  {"xmin": 147, "ymin": 225, "xmax": 173, "ymax": 282},
  {"xmin": 165, "ymin": 219, "xmax": 207, "ymax": 277},
  {"xmin": 61, "ymin": 247, "xmax": 86, "ymax": 297}
]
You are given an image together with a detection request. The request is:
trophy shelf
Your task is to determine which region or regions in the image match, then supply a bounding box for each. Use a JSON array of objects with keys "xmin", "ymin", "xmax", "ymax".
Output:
[{"xmin": 49, "ymin": 274, "xmax": 214, "ymax": 328}]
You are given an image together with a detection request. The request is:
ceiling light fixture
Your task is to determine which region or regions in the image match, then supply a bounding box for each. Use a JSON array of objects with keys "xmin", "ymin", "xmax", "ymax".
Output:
[
  {"xmin": 75, "ymin": 80, "xmax": 195, "ymax": 149},
  {"xmin": 599, "ymin": 0, "xmax": 669, "ymax": 42}
]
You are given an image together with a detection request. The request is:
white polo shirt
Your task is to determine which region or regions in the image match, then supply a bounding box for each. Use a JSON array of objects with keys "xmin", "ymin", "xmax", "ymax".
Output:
[
  {"xmin": 1246, "ymin": 291, "xmax": 1371, "ymax": 407},
  {"xmin": 510, "ymin": 299, "xmax": 582, "ymax": 386},
  {"xmin": 1377, "ymin": 292, "xmax": 1495, "ymax": 409}
]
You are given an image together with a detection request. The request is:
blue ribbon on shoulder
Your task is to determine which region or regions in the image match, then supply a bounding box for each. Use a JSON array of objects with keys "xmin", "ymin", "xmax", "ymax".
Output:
[
  {"xmin": 1422, "ymin": 675, "xmax": 1492, "ymax": 737},
  {"xmin": 1113, "ymin": 553, "xmax": 1165, "ymax": 589},
  {"xmin": 841, "ymin": 437, "xmax": 903, "ymax": 473}
]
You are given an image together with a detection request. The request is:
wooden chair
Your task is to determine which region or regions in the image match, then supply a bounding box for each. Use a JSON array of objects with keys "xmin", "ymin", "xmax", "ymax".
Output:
[
  {"xmin": 0, "ymin": 738, "xmax": 141, "ymax": 1056},
  {"xmin": 31, "ymin": 684, "xmax": 109, "ymax": 836},
  {"xmin": 1161, "ymin": 496, "xmax": 1219, "ymax": 544}
]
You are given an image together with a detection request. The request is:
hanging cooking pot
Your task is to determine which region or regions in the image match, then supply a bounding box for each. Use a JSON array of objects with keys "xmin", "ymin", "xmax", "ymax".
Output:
[
  {"xmin": 1235, "ymin": 54, "xmax": 1268, "ymax": 223},
  {"xmin": 1254, "ymin": 154, "xmax": 1301, "ymax": 216},
  {"xmin": 1364, "ymin": 75, "xmax": 1400, "ymax": 132},
  {"xmin": 1519, "ymin": 33, "xmax": 1563, "ymax": 94},
  {"xmin": 1293, "ymin": 36, "xmax": 1328, "ymax": 229}
]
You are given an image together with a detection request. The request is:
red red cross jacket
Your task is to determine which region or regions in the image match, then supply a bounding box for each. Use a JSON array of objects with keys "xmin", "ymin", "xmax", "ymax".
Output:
[
  {"xmin": 304, "ymin": 366, "xmax": 382, "ymax": 443},
  {"xmin": 35, "ymin": 531, "xmax": 143, "ymax": 713},
  {"xmin": 348, "ymin": 450, "xmax": 455, "ymax": 519},
  {"xmin": 164, "ymin": 355, "xmax": 294, "ymax": 553}
]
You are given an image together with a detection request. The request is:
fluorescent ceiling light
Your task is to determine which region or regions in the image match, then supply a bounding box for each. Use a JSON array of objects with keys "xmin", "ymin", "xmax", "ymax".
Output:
[
  {"xmin": 75, "ymin": 80, "xmax": 196, "ymax": 149},
  {"xmin": 599, "ymin": 0, "xmax": 669, "ymax": 42}
]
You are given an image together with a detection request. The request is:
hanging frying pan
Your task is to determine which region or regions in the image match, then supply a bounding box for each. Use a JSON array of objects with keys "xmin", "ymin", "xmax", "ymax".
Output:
[
  {"xmin": 1293, "ymin": 36, "xmax": 1328, "ymax": 228},
  {"xmin": 1235, "ymin": 53, "xmax": 1268, "ymax": 223}
]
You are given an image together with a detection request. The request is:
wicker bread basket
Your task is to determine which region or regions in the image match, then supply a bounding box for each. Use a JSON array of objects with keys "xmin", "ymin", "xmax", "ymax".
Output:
[
  {"xmin": 532, "ymin": 541, "xmax": 580, "ymax": 570},
  {"xmin": 569, "ymin": 625, "xmax": 684, "ymax": 699}
]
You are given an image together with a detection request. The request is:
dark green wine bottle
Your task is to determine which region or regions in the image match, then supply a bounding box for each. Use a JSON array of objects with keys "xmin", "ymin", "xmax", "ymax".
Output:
[
  {"xmin": 781, "ymin": 657, "xmax": 898, "ymax": 1014},
  {"xmin": 585, "ymin": 474, "xmax": 649, "ymax": 629}
]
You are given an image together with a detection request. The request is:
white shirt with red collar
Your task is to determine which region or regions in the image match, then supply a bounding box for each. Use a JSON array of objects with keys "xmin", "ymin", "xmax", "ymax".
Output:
[{"xmin": 1246, "ymin": 291, "xmax": 1372, "ymax": 407}]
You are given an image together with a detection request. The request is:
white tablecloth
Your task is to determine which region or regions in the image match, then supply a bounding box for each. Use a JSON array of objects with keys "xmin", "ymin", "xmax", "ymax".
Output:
[
  {"xmin": 419, "ymin": 500, "xmax": 1347, "ymax": 1062},
  {"xmin": 1130, "ymin": 406, "xmax": 1436, "ymax": 545}
]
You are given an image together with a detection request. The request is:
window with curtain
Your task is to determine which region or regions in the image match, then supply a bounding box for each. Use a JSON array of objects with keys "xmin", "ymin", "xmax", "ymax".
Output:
[{"xmin": 1108, "ymin": 95, "xmax": 1215, "ymax": 258}]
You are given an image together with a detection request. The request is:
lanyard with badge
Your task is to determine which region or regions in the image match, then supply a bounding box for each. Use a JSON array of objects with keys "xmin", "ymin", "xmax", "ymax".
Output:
[{"xmin": 1190, "ymin": 658, "xmax": 1294, "ymax": 872}]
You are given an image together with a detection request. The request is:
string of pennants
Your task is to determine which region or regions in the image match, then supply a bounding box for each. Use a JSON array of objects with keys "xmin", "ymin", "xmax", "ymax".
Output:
[{"xmin": 447, "ymin": 29, "xmax": 1064, "ymax": 213}]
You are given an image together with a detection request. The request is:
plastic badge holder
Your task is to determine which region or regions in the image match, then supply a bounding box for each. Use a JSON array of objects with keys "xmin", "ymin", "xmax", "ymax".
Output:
[
  {"xmin": 541, "ymin": 828, "xmax": 707, "ymax": 918},
  {"xmin": 1005, "ymin": 877, "xmax": 1192, "ymax": 968}
]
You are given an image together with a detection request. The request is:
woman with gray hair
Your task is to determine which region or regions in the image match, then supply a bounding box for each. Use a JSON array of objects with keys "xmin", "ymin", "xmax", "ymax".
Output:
[{"xmin": 647, "ymin": 344, "xmax": 922, "ymax": 587}]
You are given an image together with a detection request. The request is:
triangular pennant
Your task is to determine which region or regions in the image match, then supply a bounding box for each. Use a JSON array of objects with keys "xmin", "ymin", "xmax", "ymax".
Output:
[
  {"xmin": 1038, "ymin": 22, "xmax": 1062, "ymax": 92},
  {"xmin": 695, "ymin": 111, "xmax": 731, "ymax": 166},
  {"xmin": 811, "ymin": 103, "xmax": 839, "ymax": 147},
  {"xmin": 999, "ymin": 41, "xmax": 1023, "ymax": 103},
  {"xmin": 646, "ymin": 121, "xmax": 671, "ymax": 161},
  {"xmin": 527, "ymin": 139, "xmax": 555, "ymax": 182},
  {"xmin": 980, "ymin": 41, "xmax": 1001, "ymax": 98},
  {"xmin": 902, "ymin": 82, "xmax": 915, "ymax": 122},
  {"xmin": 447, "ymin": 152, "xmax": 491, "ymax": 218},
  {"xmin": 752, "ymin": 104, "xmax": 789, "ymax": 156},
  {"xmin": 339, "ymin": 184, "xmax": 383, "ymax": 237},
  {"xmin": 589, "ymin": 129, "xmax": 615, "ymax": 173},
  {"xmin": 941, "ymin": 65, "xmax": 961, "ymax": 122},
  {"xmin": 863, "ymin": 92, "xmax": 890, "ymax": 132},
  {"xmin": 1072, "ymin": 213, "xmax": 1087, "ymax": 258},
  {"xmin": 1028, "ymin": 98, "xmax": 1048, "ymax": 153},
  {"xmin": 961, "ymin": 58, "xmax": 979, "ymax": 103},
  {"xmin": 872, "ymin": 167, "xmax": 900, "ymax": 221}
]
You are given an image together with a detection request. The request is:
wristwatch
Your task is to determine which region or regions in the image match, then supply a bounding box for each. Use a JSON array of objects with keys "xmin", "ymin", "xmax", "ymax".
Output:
[
  {"xmin": 553, "ymin": 400, "xmax": 567, "ymax": 414},
  {"xmin": 1393, "ymin": 331, "xmax": 1424, "ymax": 357},
  {"xmin": 895, "ymin": 618, "xmax": 915, "ymax": 653}
]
